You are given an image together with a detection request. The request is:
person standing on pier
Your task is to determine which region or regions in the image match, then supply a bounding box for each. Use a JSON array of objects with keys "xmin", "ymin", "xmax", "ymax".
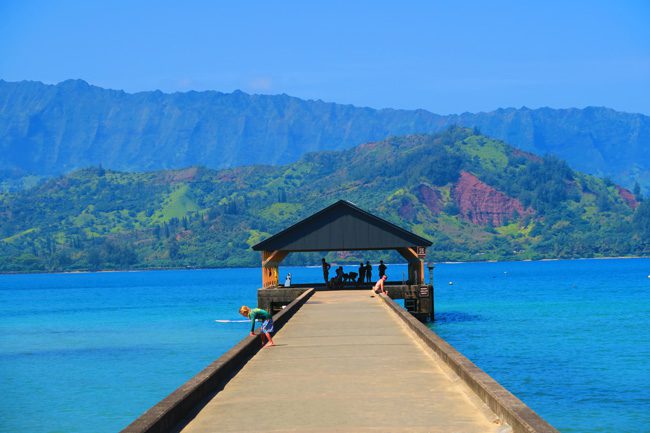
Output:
[
  {"xmin": 239, "ymin": 306, "xmax": 275, "ymax": 347},
  {"xmin": 365, "ymin": 261, "xmax": 372, "ymax": 283},
  {"xmin": 378, "ymin": 260, "xmax": 387, "ymax": 278},
  {"xmin": 322, "ymin": 258, "xmax": 331, "ymax": 287},
  {"xmin": 357, "ymin": 261, "xmax": 366, "ymax": 285}
]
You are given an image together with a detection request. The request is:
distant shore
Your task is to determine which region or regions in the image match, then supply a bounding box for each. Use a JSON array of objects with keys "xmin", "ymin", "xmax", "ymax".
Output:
[{"xmin": 1, "ymin": 255, "xmax": 648, "ymax": 276}]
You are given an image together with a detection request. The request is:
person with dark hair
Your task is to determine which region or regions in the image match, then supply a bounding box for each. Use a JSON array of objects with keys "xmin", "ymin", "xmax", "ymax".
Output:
[
  {"xmin": 322, "ymin": 258, "xmax": 331, "ymax": 287},
  {"xmin": 378, "ymin": 260, "xmax": 387, "ymax": 278},
  {"xmin": 357, "ymin": 261, "xmax": 366, "ymax": 285},
  {"xmin": 331, "ymin": 266, "xmax": 344, "ymax": 289},
  {"xmin": 365, "ymin": 261, "xmax": 372, "ymax": 283}
]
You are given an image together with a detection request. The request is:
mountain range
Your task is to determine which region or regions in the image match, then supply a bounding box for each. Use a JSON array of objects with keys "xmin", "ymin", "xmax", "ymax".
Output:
[
  {"xmin": 1, "ymin": 79, "xmax": 648, "ymax": 194},
  {"xmin": 1, "ymin": 128, "xmax": 647, "ymax": 272}
]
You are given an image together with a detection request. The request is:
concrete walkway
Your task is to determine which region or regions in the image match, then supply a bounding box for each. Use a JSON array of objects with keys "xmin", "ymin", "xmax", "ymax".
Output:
[{"xmin": 181, "ymin": 291, "xmax": 504, "ymax": 433}]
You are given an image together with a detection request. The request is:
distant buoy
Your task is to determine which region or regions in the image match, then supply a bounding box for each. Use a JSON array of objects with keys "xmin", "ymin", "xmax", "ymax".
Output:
[{"xmin": 448, "ymin": 281, "xmax": 453, "ymax": 285}]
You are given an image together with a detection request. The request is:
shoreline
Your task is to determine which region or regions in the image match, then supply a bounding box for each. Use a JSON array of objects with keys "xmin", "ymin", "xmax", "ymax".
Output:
[{"xmin": 1, "ymin": 255, "xmax": 648, "ymax": 276}]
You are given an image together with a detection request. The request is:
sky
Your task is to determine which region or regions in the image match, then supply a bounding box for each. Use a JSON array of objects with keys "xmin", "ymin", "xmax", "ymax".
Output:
[{"xmin": 1, "ymin": 0, "xmax": 649, "ymax": 114}]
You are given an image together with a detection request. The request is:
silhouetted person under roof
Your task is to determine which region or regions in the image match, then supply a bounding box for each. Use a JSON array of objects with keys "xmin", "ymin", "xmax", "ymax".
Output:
[
  {"xmin": 379, "ymin": 260, "xmax": 387, "ymax": 278},
  {"xmin": 322, "ymin": 258, "xmax": 331, "ymax": 287},
  {"xmin": 365, "ymin": 261, "xmax": 372, "ymax": 283}
]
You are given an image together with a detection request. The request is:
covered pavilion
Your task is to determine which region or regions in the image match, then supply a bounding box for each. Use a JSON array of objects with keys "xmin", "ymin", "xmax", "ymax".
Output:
[{"xmin": 252, "ymin": 200, "xmax": 435, "ymax": 320}]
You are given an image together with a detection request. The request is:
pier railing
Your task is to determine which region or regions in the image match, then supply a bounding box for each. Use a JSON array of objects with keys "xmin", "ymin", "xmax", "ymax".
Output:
[{"xmin": 380, "ymin": 294, "xmax": 560, "ymax": 433}]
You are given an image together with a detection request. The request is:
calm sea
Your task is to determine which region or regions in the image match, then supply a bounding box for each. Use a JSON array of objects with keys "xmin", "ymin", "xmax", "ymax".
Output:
[{"xmin": 1, "ymin": 259, "xmax": 649, "ymax": 433}]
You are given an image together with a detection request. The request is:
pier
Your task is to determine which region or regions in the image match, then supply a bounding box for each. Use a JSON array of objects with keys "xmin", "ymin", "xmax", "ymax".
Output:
[
  {"xmin": 121, "ymin": 201, "xmax": 559, "ymax": 433},
  {"xmin": 181, "ymin": 290, "xmax": 504, "ymax": 433}
]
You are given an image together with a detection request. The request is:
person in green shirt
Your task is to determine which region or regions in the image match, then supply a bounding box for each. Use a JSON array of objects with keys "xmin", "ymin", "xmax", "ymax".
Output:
[{"xmin": 239, "ymin": 305, "xmax": 275, "ymax": 347}]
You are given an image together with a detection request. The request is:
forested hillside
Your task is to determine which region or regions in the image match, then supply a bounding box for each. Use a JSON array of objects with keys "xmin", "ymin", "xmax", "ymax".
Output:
[
  {"xmin": 1, "ymin": 79, "xmax": 648, "ymax": 193},
  {"xmin": 1, "ymin": 128, "xmax": 647, "ymax": 272}
]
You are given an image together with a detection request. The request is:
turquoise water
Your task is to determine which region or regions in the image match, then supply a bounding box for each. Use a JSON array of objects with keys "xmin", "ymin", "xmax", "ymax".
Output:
[
  {"xmin": 431, "ymin": 259, "xmax": 650, "ymax": 433},
  {"xmin": 1, "ymin": 259, "xmax": 649, "ymax": 432},
  {"xmin": 0, "ymin": 269, "xmax": 260, "ymax": 433}
]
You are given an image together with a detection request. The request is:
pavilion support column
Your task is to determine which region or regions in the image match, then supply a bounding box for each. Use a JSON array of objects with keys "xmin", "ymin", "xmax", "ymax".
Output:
[
  {"xmin": 397, "ymin": 247, "xmax": 425, "ymax": 285},
  {"xmin": 262, "ymin": 264, "xmax": 278, "ymax": 289},
  {"xmin": 261, "ymin": 250, "xmax": 289, "ymax": 288},
  {"xmin": 407, "ymin": 260, "xmax": 424, "ymax": 285}
]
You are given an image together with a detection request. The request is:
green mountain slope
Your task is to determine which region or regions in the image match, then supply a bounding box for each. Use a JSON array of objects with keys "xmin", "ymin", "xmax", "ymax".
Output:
[
  {"xmin": 0, "ymin": 128, "xmax": 647, "ymax": 272},
  {"xmin": 1, "ymin": 79, "xmax": 648, "ymax": 194}
]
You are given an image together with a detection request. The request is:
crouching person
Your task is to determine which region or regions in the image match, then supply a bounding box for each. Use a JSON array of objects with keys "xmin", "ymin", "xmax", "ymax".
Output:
[
  {"xmin": 372, "ymin": 274, "xmax": 388, "ymax": 296},
  {"xmin": 239, "ymin": 305, "xmax": 275, "ymax": 347}
]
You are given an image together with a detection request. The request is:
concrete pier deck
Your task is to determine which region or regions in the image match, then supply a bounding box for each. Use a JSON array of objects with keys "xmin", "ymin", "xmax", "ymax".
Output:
[{"xmin": 180, "ymin": 291, "xmax": 503, "ymax": 433}]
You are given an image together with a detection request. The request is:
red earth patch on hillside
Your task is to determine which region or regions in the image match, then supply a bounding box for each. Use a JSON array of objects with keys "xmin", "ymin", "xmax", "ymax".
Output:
[
  {"xmin": 176, "ymin": 230, "xmax": 193, "ymax": 241},
  {"xmin": 398, "ymin": 197, "xmax": 416, "ymax": 221},
  {"xmin": 453, "ymin": 171, "xmax": 533, "ymax": 226},
  {"xmin": 511, "ymin": 148, "xmax": 543, "ymax": 162},
  {"xmin": 616, "ymin": 186, "xmax": 639, "ymax": 209},
  {"xmin": 416, "ymin": 184, "xmax": 443, "ymax": 214},
  {"xmin": 159, "ymin": 167, "xmax": 198, "ymax": 184}
]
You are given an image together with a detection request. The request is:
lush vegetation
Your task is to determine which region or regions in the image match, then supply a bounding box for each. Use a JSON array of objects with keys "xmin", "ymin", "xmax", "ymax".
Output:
[
  {"xmin": 1, "ymin": 79, "xmax": 648, "ymax": 194},
  {"xmin": 0, "ymin": 128, "xmax": 647, "ymax": 272}
]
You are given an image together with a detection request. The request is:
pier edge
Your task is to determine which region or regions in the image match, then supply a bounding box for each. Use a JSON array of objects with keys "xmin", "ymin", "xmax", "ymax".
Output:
[
  {"xmin": 379, "ymin": 293, "xmax": 560, "ymax": 433},
  {"xmin": 119, "ymin": 288, "xmax": 315, "ymax": 433}
]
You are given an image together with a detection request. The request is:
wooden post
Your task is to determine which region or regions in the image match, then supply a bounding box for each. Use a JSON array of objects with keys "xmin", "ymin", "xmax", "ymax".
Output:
[
  {"xmin": 397, "ymin": 247, "xmax": 425, "ymax": 285},
  {"xmin": 261, "ymin": 250, "xmax": 289, "ymax": 288}
]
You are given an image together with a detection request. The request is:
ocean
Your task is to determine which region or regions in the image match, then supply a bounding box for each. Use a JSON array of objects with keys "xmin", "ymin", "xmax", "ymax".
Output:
[{"xmin": 1, "ymin": 258, "xmax": 649, "ymax": 432}]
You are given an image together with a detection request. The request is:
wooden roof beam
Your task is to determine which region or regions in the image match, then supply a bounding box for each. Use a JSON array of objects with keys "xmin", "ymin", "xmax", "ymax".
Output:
[
  {"xmin": 262, "ymin": 250, "xmax": 289, "ymax": 267},
  {"xmin": 396, "ymin": 247, "xmax": 420, "ymax": 262}
]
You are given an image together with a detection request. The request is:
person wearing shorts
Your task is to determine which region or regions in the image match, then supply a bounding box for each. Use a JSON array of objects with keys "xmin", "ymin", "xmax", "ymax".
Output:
[{"xmin": 239, "ymin": 305, "xmax": 275, "ymax": 347}]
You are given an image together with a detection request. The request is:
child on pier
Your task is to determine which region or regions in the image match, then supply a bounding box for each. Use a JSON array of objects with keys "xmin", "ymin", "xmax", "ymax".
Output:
[{"xmin": 239, "ymin": 306, "xmax": 275, "ymax": 347}]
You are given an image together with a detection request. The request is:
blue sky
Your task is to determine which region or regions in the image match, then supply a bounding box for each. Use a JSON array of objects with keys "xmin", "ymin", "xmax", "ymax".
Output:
[{"xmin": 1, "ymin": 0, "xmax": 649, "ymax": 114}]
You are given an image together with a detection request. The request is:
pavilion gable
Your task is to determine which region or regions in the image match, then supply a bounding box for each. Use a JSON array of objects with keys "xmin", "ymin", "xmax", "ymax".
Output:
[
  {"xmin": 252, "ymin": 200, "xmax": 431, "ymax": 252},
  {"xmin": 252, "ymin": 200, "xmax": 432, "ymax": 288}
]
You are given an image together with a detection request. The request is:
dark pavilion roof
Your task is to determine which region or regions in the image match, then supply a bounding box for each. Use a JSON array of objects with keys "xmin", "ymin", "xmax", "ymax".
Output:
[{"xmin": 252, "ymin": 200, "xmax": 432, "ymax": 252}]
